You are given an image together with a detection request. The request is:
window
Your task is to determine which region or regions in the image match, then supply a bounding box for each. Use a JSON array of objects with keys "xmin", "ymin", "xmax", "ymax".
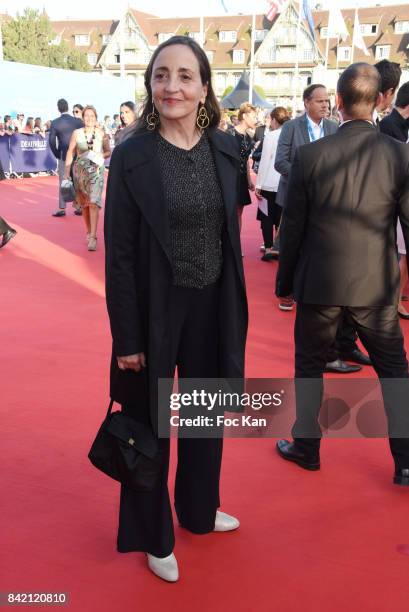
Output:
[
  {"xmin": 360, "ymin": 23, "xmax": 378, "ymax": 36},
  {"xmin": 206, "ymin": 51, "xmax": 214, "ymax": 64},
  {"xmin": 265, "ymin": 72, "xmax": 277, "ymax": 88},
  {"xmin": 50, "ymin": 35, "xmax": 61, "ymax": 46},
  {"xmin": 233, "ymin": 49, "xmax": 245, "ymax": 64},
  {"xmin": 300, "ymin": 72, "xmax": 312, "ymax": 88},
  {"xmin": 215, "ymin": 72, "xmax": 227, "ymax": 90},
  {"xmin": 74, "ymin": 34, "xmax": 90, "ymax": 46},
  {"xmin": 280, "ymin": 72, "xmax": 293, "ymax": 88},
  {"xmin": 219, "ymin": 30, "xmax": 237, "ymax": 42},
  {"xmin": 114, "ymin": 54, "xmax": 121, "ymax": 64},
  {"xmin": 376, "ymin": 45, "xmax": 390, "ymax": 60},
  {"xmin": 158, "ymin": 32, "xmax": 173, "ymax": 44},
  {"xmin": 277, "ymin": 46, "xmax": 296, "ymax": 62},
  {"xmin": 124, "ymin": 49, "xmax": 137, "ymax": 62},
  {"xmin": 102, "ymin": 34, "xmax": 111, "ymax": 45},
  {"xmin": 255, "ymin": 29, "xmax": 268, "ymax": 41},
  {"xmin": 266, "ymin": 44, "xmax": 276, "ymax": 62},
  {"xmin": 87, "ymin": 53, "xmax": 97, "ymax": 65},
  {"xmin": 320, "ymin": 27, "xmax": 328, "ymax": 39},
  {"xmin": 303, "ymin": 49, "xmax": 314, "ymax": 62},
  {"xmin": 188, "ymin": 32, "xmax": 202, "ymax": 42},
  {"xmin": 337, "ymin": 46, "xmax": 351, "ymax": 61},
  {"xmin": 395, "ymin": 21, "xmax": 409, "ymax": 34},
  {"xmin": 136, "ymin": 51, "xmax": 151, "ymax": 64},
  {"xmin": 233, "ymin": 72, "xmax": 241, "ymax": 85}
]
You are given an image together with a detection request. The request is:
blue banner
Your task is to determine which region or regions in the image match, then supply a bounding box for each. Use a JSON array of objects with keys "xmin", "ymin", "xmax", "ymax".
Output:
[
  {"xmin": 8, "ymin": 133, "xmax": 57, "ymax": 173},
  {"xmin": 0, "ymin": 135, "xmax": 11, "ymax": 174}
]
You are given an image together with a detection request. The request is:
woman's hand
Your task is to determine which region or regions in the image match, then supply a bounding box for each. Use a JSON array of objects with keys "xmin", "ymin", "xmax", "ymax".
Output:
[{"xmin": 117, "ymin": 353, "xmax": 146, "ymax": 372}]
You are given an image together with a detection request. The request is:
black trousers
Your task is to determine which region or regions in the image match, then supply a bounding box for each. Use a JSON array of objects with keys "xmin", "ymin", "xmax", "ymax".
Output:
[
  {"xmin": 117, "ymin": 281, "xmax": 223, "ymax": 557},
  {"xmin": 260, "ymin": 190, "xmax": 281, "ymax": 249},
  {"xmin": 327, "ymin": 311, "xmax": 359, "ymax": 362},
  {"xmin": 293, "ymin": 303, "xmax": 409, "ymax": 470}
]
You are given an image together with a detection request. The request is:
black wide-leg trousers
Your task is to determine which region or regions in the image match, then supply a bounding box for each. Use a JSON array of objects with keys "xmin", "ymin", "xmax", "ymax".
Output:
[
  {"xmin": 117, "ymin": 281, "xmax": 223, "ymax": 557},
  {"xmin": 292, "ymin": 303, "xmax": 409, "ymax": 470}
]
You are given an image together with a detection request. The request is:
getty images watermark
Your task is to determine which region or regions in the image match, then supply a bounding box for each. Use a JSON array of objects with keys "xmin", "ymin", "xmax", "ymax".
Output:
[
  {"xmin": 169, "ymin": 387, "xmax": 283, "ymax": 428},
  {"xmin": 157, "ymin": 378, "xmax": 409, "ymax": 439}
]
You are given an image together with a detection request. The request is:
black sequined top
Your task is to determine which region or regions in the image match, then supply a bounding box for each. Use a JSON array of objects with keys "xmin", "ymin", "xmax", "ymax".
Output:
[{"xmin": 157, "ymin": 133, "xmax": 225, "ymax": 289}]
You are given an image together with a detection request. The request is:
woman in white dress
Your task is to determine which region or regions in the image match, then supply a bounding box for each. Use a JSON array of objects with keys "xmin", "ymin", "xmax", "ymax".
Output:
[{"xmin": 255, "ymin": 107, "xmax": 291, "ymax": 261}]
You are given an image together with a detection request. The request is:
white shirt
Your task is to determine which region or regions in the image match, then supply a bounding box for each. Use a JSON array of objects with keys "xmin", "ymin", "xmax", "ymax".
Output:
[
  {"xmin": 306, "ymin": 114, "xmax": 324, "ymax": 142},
  {"xmin": 256, "ymin": 128, "xmax": 282, "ymax": 193}
]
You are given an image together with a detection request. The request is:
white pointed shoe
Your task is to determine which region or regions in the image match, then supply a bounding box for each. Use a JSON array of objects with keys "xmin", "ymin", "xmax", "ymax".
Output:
[
  {"xmin": 213, "ymin": 510, "xmax": 240, "ymax": 532},
  {"xmin": 146, "ymin": 552, "xmax": 179, "ymax": 582}
]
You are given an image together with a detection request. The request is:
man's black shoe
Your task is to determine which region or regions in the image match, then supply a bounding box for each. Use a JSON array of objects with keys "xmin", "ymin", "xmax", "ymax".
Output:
[
  {"xmin": 52, "ymin": 210, "xmax": 66, "ymax": 217},
  {"xmin": 340, "ymin": 348, "xmax": 372, "ymax": 366},
  {"xmin": 276, "ymin": 439, "xmax": 320, "ymax": 471},
  {"xmin": 324, "ymin": 359, "xmax": 361, "ymax": 374},
  {"xmin": 394, "ymin": 469, "xmax": 409, "ymax": 486},
  {"xmin": 74, "ymin": 209, "xmax": 82, "ymax": 216},
  {"xmin": 0, "ymin": 229, "xmax": 17, "ymax": 249}
]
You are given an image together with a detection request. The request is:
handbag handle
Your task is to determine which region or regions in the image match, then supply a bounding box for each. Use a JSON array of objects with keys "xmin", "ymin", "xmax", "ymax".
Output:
[
  {"xmin": 106, "ymin": 367, "xmax": 122, "ymax": 417},
  {"xmin": 106, "ymin": 399, "xmax": 115, "ymax": 418}
]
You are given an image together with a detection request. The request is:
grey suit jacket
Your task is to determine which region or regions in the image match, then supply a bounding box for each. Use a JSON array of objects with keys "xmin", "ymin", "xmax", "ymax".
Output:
[{"xmin": 274, "ymin": 114, "xmax": 338, "ymax": 207}]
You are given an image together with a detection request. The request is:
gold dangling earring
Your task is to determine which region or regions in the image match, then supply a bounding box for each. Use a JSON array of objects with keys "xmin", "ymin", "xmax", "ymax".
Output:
[
  {"xmin": 196, "ymin": 104, "xmax": 210, "ymax": 131},
  {"xmin": 146, "ymin": 103, "xmax": 159, "ymax": 131}
]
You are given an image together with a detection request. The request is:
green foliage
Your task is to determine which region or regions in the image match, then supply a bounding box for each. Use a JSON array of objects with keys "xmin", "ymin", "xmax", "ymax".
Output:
[
  {"xmin": 3, "ymin": 8, "xmax": 90, "ymax": 71},
  {"xmin": 221, "ymin": 85, "xmax": 234, "ymax": 99}
]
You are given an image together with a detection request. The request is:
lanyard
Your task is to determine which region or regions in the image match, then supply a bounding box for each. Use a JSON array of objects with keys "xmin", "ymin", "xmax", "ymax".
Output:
[{"xmin": 307, "ymin": 120, "xmax": 324, "ymax": 142}]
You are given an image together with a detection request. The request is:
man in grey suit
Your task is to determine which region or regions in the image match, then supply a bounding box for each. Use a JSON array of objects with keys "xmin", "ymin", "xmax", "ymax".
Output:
[
  {"xmin": 49, "ymin": 98, "xmax": 83, "ymax": 217},
  {"xmin": 274, "ymin": 84, "xmax": 371, "ymax": 373},
  {"xmin": 275, "ymin": 84, "xmax": 337, "ymax": 210}
]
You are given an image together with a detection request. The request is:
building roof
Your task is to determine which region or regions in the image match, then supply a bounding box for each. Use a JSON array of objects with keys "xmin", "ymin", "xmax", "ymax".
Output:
[
  {"xmin": 313, "ymin": 5, "xmax": 409, "ymax": 67},
  {"xmin": 50, "ymin": 19, "xmax": 118, "ymax": 55},
  {"xmin": 47, "ymin": 3, "xmax": 409, "ymax": 70}
]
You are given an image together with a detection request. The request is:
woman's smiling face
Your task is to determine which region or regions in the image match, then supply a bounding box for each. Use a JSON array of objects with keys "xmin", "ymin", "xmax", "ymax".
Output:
[{"xmin": 150, "ymin": 44, "xmax": 208, "ymax": 124}]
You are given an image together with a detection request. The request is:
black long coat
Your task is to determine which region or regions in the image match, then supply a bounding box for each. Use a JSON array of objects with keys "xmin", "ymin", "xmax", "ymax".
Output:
[{"xmin": 104, "ymin": 128, "xmax": 248, "ymax": 433}]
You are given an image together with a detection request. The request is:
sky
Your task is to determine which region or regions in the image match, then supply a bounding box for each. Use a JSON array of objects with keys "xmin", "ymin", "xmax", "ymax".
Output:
[{"xmin": 0, "ymin": 0, "xmax": 407, "ymax": 21}]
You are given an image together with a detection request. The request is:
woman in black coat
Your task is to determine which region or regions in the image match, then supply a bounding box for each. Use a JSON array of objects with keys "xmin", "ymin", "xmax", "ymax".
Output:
[{"xmin": 104, "ymin": 36, "xmax": 248, "ymax": 582}]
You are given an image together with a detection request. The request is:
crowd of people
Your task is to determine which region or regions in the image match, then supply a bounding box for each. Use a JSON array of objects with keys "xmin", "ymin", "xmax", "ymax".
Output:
[
  {"xmin": 0, "ymin": 102, "xmax": 140, "ymax": 142},
  {"xmin": 2, "ymin": 34, "xmax": 409, "ymax": 585}
]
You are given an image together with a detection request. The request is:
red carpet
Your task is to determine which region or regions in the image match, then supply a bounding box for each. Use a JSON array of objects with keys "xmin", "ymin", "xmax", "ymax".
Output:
[{"xmin": 1, "ymin": 177, "xmax": 409, "ymax": 611}]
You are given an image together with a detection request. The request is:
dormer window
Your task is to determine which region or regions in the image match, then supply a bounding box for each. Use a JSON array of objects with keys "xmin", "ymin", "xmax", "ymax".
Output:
[
  {"xmin": 75, "ymin": 34, "xmax": 90, "ymax": 46},
  {"xmin": 219, "ymin": 30, "xmax": 237, "ymax": 42}
]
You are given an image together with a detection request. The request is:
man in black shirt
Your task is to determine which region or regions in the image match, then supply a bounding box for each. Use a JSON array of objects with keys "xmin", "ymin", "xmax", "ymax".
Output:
[{"xmin": 379, "ymin": 82, "xmax": 409, "ymax": 143}]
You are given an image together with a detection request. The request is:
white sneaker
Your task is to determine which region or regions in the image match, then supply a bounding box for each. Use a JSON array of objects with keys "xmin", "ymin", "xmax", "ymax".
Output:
[
  {"xmin": 213, "ymin": 510, "xmax": 240, "ymax": 532},
  {"xmin": 146, "ymin": 552, "xmax": 179, "ymax": 582}
]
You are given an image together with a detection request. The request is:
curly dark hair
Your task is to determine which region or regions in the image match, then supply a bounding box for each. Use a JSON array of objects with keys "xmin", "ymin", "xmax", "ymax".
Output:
[{"xmin": 137, "ymin": 35, "xmax": 220, "ymax": 132}]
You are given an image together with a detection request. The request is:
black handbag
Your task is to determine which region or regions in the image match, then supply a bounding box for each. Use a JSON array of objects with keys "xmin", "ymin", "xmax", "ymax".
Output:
[{"xmin": 88, "ymin": 398, "xmax": 161, "ymax": 492}]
